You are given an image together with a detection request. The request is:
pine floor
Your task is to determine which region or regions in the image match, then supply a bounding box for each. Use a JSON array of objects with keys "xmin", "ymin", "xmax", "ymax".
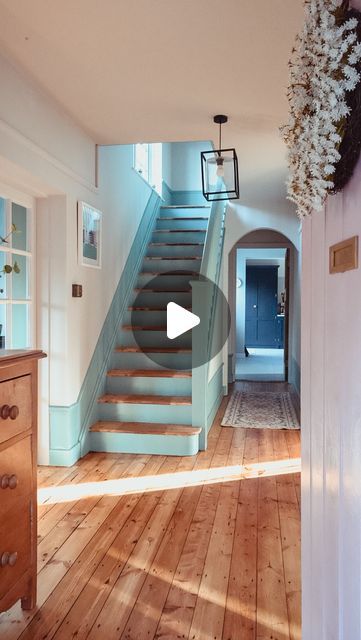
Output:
[{"xmin": 0, "ymin": 382, "xmax": 301, "ymax": 640}]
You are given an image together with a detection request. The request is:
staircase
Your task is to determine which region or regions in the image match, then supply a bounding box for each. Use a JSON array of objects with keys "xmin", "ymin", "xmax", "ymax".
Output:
[{"xmin": 89, "ymin": 204, "xmax": 210, "ymax": 456}]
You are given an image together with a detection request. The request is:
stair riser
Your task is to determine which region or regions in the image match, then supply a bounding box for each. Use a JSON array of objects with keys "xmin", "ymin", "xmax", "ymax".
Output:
[
  {"xmin": 123, "ymin": 310, "xmax": 167, "ymax": 325},
  {"xmin": 136, "ymin": 274, "xmax": 195, "ymax": 289},
  {"xmin": 106, "ymin": 376, "xmax": 191, "ymax": 396},
  {"xmin": 156, "ymin": 218, "xmax": 208, "ymax": 230},
  {"xmin": 89, "ymin": 431, "xmax": 199, "ymax": 456},
  {"xmin": 130, "ymin": 291, "xmax": 192, "ymax": 307},
  {"xmin": 117, "ymin": 330, "xmax": 191, "ymax": 349},
  {"xmin": 160, "ymin": 207, "xmax": 209, "ymax": 219},
  {"xmin": 98, "ymin": 403, "xmax": 192, "ymax": 424},
  {"xmin": 151, "ymin": 231, "xmax": 206, "ymax": 244},
  {"xmin": 142, "ymin": 259, "xmax": 201, "ymax": 272},
  {"xmin": 111, "ymin": 352, "xmax": 192, "ymax": 369},
  {"xmin": 146, "ymin": 245, "xmax": 203, "ymax": 258}
]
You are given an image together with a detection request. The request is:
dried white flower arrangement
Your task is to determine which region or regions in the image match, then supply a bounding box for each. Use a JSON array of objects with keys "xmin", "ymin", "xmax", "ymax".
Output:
[{"xmin": 281, "ymin": 0, "xmax": 361, "ymax": 218}]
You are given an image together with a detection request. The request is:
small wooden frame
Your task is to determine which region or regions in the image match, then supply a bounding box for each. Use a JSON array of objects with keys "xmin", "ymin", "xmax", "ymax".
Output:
[
  {"xmin": 329, "ymin": 235, "xmax": 358, "ymax": 274},
  {"xmin": 78, "ymin": 201, "xmax": 102, "ymax": 269}
]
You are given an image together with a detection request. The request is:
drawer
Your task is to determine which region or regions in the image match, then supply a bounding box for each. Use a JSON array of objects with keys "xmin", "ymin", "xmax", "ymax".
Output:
[
  {"xmin": 0, "ymin": 497, "xmax": 31, "ymax": 600},
  {"xmin": 0, "ymin": 375, "xmax": 32, "ymax": 444},
  {"xmin": 0, "ymin": 436, "xmax": 33, "ymax": 517}
]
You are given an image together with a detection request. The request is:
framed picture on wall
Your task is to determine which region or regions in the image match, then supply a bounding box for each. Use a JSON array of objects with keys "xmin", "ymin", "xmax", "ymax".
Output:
[{"xmin": 78, "ymin": 201, "xmax": 102, "ymax": 268}]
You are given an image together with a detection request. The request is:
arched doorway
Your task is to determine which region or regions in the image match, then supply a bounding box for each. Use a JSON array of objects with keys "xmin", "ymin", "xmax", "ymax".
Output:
[{"xmin": 227, "ymin": 228, "xmax": 301, "ymax": 400}]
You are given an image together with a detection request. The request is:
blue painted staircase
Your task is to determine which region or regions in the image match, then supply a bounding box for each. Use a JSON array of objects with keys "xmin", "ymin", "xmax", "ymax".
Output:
[{"xmin": 89, "ymin": 204, "xmax": 210, "ymax": 456}]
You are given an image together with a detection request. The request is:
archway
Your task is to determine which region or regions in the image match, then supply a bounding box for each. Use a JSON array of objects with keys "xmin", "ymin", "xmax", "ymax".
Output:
[{"xmin": 227, "ymin": 228, "xmax": 301, "ymax": 403}]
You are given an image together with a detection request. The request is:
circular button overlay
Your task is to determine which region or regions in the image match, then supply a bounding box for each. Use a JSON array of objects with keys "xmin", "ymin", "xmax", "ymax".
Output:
[{"xmin": 130, "ymin": 271, "xmax": 230, "ymax": 370}]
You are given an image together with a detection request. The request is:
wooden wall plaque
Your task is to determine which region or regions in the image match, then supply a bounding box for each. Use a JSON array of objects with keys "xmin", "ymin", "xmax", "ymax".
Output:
[{"xmin": 329, "ymin": 236, "xmax": 358, "ymax": 274}]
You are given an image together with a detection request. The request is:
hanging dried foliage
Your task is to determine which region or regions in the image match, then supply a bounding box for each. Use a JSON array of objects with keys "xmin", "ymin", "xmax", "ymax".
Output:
[{"xmin": 281, "ymin": 0, "xmax": 361, "ymax": 218}]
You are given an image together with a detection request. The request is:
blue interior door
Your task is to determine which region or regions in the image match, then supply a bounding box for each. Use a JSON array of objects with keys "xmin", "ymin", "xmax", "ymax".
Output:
[{"xmin": 245, "ymin": 266, "xmax": 278, "ymax": 347}]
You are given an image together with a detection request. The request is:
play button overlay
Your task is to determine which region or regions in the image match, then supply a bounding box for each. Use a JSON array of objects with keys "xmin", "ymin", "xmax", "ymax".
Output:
[
  {"xmin": 167, "ymin": 303, "xmax": 200, "ymax": 339},
  {"xmin": 130, "ymin": 271, "xmax": 230, "ymax": 370}
]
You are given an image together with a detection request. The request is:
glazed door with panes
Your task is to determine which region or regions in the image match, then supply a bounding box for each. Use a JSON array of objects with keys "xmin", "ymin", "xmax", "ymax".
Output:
[{"xmin": 0, "ymin": 191, "xmax": 34, "ymax": 350}]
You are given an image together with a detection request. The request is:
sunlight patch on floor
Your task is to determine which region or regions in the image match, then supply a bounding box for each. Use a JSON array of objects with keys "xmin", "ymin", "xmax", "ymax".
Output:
[{"xmin": 38, "ymin": 457, "xmax": 301, "ymax": 505}]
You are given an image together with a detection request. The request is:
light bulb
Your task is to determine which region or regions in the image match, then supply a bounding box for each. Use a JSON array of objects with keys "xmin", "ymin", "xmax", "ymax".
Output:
[{"xmin": 216, "ymin": 157, "xmax": 224, "ymax": 177}]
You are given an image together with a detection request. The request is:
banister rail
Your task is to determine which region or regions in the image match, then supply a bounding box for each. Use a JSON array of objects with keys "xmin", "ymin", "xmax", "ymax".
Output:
[{"xmin": 191, "ymin": 195, "xmax": 227, "ymax": 449}]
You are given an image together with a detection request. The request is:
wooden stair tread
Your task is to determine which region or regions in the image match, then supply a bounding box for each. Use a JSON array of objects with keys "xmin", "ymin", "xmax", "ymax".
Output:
[
  {"xmin": 107, "ymin": 369, "xmax": 191, "ymax": 378},
  {"xmin": 158, "ymin": 216, "xmax": 209, "ymax": 221},
  {"xmin": 155, "ymin": 229, "xmax": 205, "ymax": 233},
  {"xmin": 98, "ymin": 394, "xmax": 192, "ymax": 405},
  {"xmin": 128, "ymin": 308, "xmax": 189, "ymax": 312},
  {"xmin": 115, "ymin": 346, "xmax": 191, "ymax": 353},
  {"xmin": 160, "ymin": 204, "xmax": 210, "ymax": 209},
  {"xmin": 90, "ymin": 421, "xmax": 201, "ymax": 436},
  {"xmin": 134, "ymin": 288, "xmax": 191, "ymax": 292},
  {"xmin": 122, "ymin": 325, "xmax": 167, "ymax": 331},
  {"xmin": 149, "ymin": 242, "xmax": 204, "ymax": 246},
  {"xmin": 144, "ymin": 256, "xmax": 201, "ymax": 261},
  {"xmin": 139, "ymin": 271, "xmax": 198, "ymax": 276}
]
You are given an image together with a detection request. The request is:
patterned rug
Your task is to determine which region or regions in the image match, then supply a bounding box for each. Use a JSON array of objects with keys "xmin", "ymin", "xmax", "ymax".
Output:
[{"xmin": 221, "ymin": 391, "xmax": 300, "ymax": 430}]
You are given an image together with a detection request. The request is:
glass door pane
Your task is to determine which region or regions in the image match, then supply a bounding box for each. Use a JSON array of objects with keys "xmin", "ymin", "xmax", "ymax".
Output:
[
  {"xmin": 0, "ymin": 192, "xmax": 33, "ymax": 350},
  {"xmin": 0, "ymin": 197, "xmax": 6, "ymax": 240},
  {"xmin": 12, "ymin": 203, "xmax": 28, "ymax": 251},
  {"xmin": 0, "ymin": 305, "xmax": 6, "ymax": 349},
  {"xmin": 12, "ymin": 254, "xmax": 29, "ymax": 300},
  {"xmin": 12, "ymin": 304, "xmax": 29, "ymax": 349}
]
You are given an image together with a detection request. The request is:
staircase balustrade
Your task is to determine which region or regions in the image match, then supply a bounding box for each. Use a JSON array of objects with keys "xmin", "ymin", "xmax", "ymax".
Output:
[{"xmin": 191, "ymin": 197, "xmax": 227, "ymax": 449}]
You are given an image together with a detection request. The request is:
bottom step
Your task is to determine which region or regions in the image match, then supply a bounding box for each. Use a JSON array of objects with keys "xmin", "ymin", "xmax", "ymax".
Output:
[
  {"xmin": 89, "ymin": 421, "xmax": 201, "ymax": 456},
  {"xmin": 90, "ymin": 421, "xmax": 200, "ymax": 436}
]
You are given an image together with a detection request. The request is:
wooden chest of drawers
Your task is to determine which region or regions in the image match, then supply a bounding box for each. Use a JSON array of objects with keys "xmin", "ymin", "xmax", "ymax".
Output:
[{"xmin": 0, "ymin": 350, "xmax": 45, "ymax": 613}]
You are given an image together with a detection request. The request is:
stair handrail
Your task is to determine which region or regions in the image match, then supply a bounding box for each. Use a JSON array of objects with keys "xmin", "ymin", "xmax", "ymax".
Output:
[
  {"xmin": 202, "ymin": 200, "xmax": 226, "ymax": 356},
  {"xmin": 191, "ymin": 191, "xmax": 227, "ymax": 449}
]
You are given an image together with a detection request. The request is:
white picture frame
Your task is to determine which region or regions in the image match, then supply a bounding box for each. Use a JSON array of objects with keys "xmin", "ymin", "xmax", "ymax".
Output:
[{"xmin": 78, "ymin": 201, "xmax": 102, "ymax": 268}]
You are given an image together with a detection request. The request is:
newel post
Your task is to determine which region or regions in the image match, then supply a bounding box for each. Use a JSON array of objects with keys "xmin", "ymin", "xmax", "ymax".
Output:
[{"xmin": 191, "ymin": 279, "xmax": 213, "ymax": 450}]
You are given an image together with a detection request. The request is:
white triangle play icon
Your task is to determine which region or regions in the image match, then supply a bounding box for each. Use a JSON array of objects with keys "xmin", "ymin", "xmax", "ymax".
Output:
[{"xmin": 167, "ymin": 302, "xmax": 200, "ymax": 340}]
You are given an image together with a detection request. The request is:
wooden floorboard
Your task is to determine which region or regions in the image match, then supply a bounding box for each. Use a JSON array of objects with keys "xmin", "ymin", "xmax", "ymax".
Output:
[
  {"xmin": 222, "ymin": 429, "xmax": 259, "ymax": 640},
  {"xmin": 0, "ymin": 381, "xmax": 301, "ymax": 640}
]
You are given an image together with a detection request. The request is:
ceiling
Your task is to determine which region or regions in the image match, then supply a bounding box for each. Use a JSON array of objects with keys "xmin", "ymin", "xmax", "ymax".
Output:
[{"xmin": 0, "ymin": 0, "xmax": 304, "ymax": 207}]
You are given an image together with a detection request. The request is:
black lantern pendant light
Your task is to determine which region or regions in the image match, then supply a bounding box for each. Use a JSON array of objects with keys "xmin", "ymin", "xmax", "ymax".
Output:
[{"xmin": 201, "ymin": 114, "xmax": 239, "ymax": 201}]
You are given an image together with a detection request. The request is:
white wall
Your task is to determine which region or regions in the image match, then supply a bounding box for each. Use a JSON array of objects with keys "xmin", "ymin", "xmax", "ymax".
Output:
[
  {"xmin": 37, "ymin": 145, "xmax": 152, "ymax": 408},
  {"xmin": 162, "ymin": 142, "xmax": 172, "ymax": 188},
  {"xmin": 0, "ymin": 54, "xmax": 95, "ymax": 190},
  {"xmin": 0, "ymin": 52, "xmax": 153, "ymax": 462},
  {"xmin": 168, "ymin": 141, "xmax": 211, "ymax": 191},
  {"xmin": 302, "ymin": 156, "xmax": 361, "ymax": 639}
]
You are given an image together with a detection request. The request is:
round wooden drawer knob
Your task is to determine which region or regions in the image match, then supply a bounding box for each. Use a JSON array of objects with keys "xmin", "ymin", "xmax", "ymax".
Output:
[
  {"xmin": 9, "ymin": 474, "xmax": 18, "ymax": 489},
  {"xmin": 0, "ymin": 552, "xmax": 9, "ymax": 567},
  {"xmin": 0, "ymin": 474, "xmax": 18, "ymax": 489},
  {"xmin": 0, "ymin": 404, "xmax": 19, "ymax": 420},
  {"xmin": 1, "ymin": 474, "xmax": 9, "ymax": 489},
  {"xmin": 0, "ymin": 404, "xmax": 10, "ymax": 420},
  {"xmin": 9, "ymin": 405, "xmax": 19, "ymax": 420},
  {"xmin": 0, "ymin": 552, "xmax": 18, "ymax": 567}
]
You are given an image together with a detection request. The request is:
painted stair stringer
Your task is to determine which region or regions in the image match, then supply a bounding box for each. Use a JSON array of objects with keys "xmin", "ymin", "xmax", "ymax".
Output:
[{"xmin": 89, "ymin": 202, "xmax": 211, "ymax": 457}]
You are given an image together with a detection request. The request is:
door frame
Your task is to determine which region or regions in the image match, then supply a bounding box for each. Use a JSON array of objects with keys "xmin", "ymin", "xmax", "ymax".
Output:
[
  {"xmin": 229, "ymin": 237, "xmax": 295, "ymax": 383},
  {"xmin": 284, "ymin": 247, "xmax": 290, "ymax": 380}
]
